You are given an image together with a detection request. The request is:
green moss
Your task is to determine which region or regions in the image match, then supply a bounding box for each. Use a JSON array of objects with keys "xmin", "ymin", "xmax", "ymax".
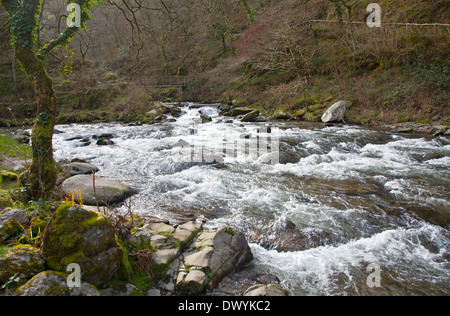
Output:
[
  {"xmin": 0, "ymin": 190, "xmax": 14, "ymax": 209},
  {"xmin": 116, "ymin": 237, "xmax": 133, "ymax": 279},
  {"xmin": 129, "ymin": 270, "xmax": 152, "ymax": 293},
  {"xmin": 0, "ymin": 244, "xmax": 45, "ymax": 285},
  {"xmin": 42, "ymin": 204, "xmax": 124, "ymax": 287}
]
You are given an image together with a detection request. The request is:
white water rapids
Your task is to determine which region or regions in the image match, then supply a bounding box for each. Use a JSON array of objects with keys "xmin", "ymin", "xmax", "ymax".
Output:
[{"xmin": 53, "ymin": 103, "xmax": 450, "ymax": 296}]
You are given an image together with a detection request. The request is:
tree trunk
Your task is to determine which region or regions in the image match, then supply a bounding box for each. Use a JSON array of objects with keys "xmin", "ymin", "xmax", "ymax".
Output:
[{"xmin": 15, "ymin": 44, "xmax": 58, "ymax": 200}]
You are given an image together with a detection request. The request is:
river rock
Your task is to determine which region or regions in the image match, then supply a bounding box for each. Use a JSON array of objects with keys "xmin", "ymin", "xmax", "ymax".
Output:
[
  {"xmin": 63, "ymin": 162, "xmax": 99, "ymax": 176},
  {"xmin": 200, "ymin": 113, "xmax": 212, "ymax": 123},
  {"xmin": 97, "ymin": 139, "xmax": 115, "ymax": 146},
  {"xmin": 127, "ymin": 220, "xmax": 253, "ymax": 296},
  {"xmin": 321, "ymin": 101, "xmax": 347, "ymax": 123},
  {"xmin": 0, "ymin": 245, "xmax": 45, "ymax": 284},
  {"xmin": 231, "ymin": 107, "xmax": 254, "ymax": 117},
  {"xmin": 175, "ymin": 227, "xmax": 253, "ymax": 295},
  {"xmin": 42, "ymin": 204, "xmax": 126, "ymax": 287},
  {"xmin": 61, "ymin": 175, "xmax": 138, "ymax": 206},
  {"xmin": 244, "ymin": 284, "xmax": 288, "ymax": 296},
  {"xmin": 16, "ymin": 271, "xmax": 103, "ymax": 296},
  {"xmin": 0, "ymin": 208, "xmax": 30, "ymax": 244},
  {"xmin": 241, "ymin": 110, "xmax": 260, "ymax": 123}
]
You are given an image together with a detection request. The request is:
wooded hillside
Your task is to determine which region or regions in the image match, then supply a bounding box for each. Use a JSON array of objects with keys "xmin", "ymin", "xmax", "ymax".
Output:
[{"xmin": 1, "ymin": 0, "xmax": 449, "ymax": 126}]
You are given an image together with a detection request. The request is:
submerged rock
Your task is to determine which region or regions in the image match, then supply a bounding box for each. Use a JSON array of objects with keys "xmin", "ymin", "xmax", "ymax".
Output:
[
  {"xmin": 244, "ymin": 284, "xmax": 288, "ymax": 296},
  {"xmin": 42, "ymin": 204, "xmax": 127, "ymax": 287},
  {"xmin": 61, "ymin": 175, "xmax": 138, "ymax": 206}
]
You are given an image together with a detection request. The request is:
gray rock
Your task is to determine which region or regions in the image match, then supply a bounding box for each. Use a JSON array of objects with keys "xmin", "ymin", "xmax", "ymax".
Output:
[
  {"xmin": 241, "ymin": 110, "xmax": 260, "ymax": 123},
  {"xmin": 231, "ymin": 107, "xmax": 253, "ymax": 117},
  {"xmin": 16, "ymin": 271, "xmax": 103, "ymax": 296},
  {"xmin": 42, "ymin": 205, "xmax": 125, "ymax": 287},
  {"xmin": 97, "ymin": 138, "xmax": 115, "ymax": 146},
  {"xmin": 63, "ymin": 162, "xmax": 99, "ymax": 176},
  {"xmin": 0, "ymin": 245, "xmax": 45, "ymax": 284},
  {"xmin": 0, "ymin": 208, "xmax": 30, "ymax": 244},
  {"xmin": 176, "ymin": 227, "xmax": 253, "ymax": 295},
  {"xmin": 200, "ymin": 114, "xmax": 212, "ymax": 123},
  {"xmin": 321, "ymin": 101, "xmax": 347, "ymax": 123},
  {"xmin": 244, "ymin": 284, "xmax": 288, "ymax": 296},
  {"xmin": 61, "ymin": 175, "xmax": 138, "ymax": 206}
]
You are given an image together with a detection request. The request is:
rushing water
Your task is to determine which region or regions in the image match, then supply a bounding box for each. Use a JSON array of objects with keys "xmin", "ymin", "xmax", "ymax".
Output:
[{"xmin": 53, "ymin": 103, "xmax": 450, "ymax": 296}]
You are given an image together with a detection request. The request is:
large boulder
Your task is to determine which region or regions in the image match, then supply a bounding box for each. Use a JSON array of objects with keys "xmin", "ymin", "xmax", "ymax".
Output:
[
  {"xmin": 0, "ymin": 245, "xmax": 45, "ymax": 284},
  {"xmin": 41, "ymin": 204, "xmax": 126, "ymax": 287},
  {"xmin": 321, "ymin": 101, "xmax": 347, "ymax": 123},
  {"xmin": 126, "ymin": 221, "xmax": 253, "ymax": 296},
  {"xmin": 0, "ymin": 208, "xmax": 29, "ymax": 244},
  {"xmin": 16, "ymin": 271, "xmax": 103, "ymax": 296},
  {"xmin": 61, "ymin": 175, "xmax": 138, "ymax": 206},
  {"xmin": 175, "ymin": 227, "xmax": 253, "ymax": 295}
]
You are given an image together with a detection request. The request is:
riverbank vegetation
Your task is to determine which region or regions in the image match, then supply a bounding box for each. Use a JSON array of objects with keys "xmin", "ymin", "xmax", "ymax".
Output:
[{"xmin": 0, "ymin": 0, "xmax": 448, "ymax": 128}]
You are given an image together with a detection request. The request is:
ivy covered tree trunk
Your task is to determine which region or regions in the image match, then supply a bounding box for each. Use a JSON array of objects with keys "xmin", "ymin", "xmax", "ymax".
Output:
[
  {"xmin": 0, "ymin": 0, "xmax": 56, "ymax": 199},
  {"xmin": 20, "ymin": 53, "xmax": 58, "ymax": 199},
  {"xmin": 1, "ymin": 0, "xmax": 100, "ymax": 200}
]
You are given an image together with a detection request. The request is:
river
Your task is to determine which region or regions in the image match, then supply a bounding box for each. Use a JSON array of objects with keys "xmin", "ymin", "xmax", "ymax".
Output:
[{"xmin": 53, "ymin": 103, "xmax": 450, "ymax": 296}]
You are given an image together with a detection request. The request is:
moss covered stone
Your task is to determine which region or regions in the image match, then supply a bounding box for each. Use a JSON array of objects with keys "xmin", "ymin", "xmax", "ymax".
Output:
[
  {"xmin": 0, "ymin": 172, "xmax": 18, "ymax": 183},
  {"xmin": 0, "ymin": 244, "xmax": 45, "ymax": 285},
  {"xmin": 0, "ymin": 208, "xmax": 29, "ymax": 244},
  {"xmin": 0, "ymin": 190, "xmax": 14, "ymax": 210},
  {"xmin": 16, "ymin": 271, "xmax": 103, "ymax": 296},
  {"xmin": 42, "ymin": 204, "xmax": 125, "ymax": 287}
]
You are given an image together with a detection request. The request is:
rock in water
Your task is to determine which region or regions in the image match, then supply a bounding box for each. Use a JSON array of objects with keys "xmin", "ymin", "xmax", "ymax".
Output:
[
  {"xmin": 321, "ymin": 101, "xmax": 347, "ymax": 123},
  {"xmin": 175, "ymin": 227, "xmax": 253, "ymax": 295},
  {"xmin": 62, "ymin": 162, "xmax": 99, "ymax": 176},
  {"xmin": 241, "ymin": 110, "xmax": 260, "ymax": 122},
  {"xmin": 42, "ymin": 204, "xmax": 126, "ymax": 287},
  {"xmin": 61, "ymin": 175, "xmax": 138, "ymax": 206}
]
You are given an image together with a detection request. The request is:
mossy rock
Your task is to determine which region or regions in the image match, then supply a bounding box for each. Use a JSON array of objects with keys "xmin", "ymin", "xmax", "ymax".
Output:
[
  {"xmin": 0, "ymin": 172, "xmax": 18, "ymax": 183},
  {"xmin": 0, "ymin": 244, "xmax": 45, "ymax": 285},
  {"xmin": 0, "ymin": 190, "xmax": 14, "ymax": 210},
  {"xmin": 41, "ymin": 204, "xmax": 127, "ymax": 287},
  {"xmin": 16, "ymin": 271, "xmax": 103, "ymax": 296},
  {"xmin": 0, "ymin": 208, "xmax": 29, "ymax": 244}
]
